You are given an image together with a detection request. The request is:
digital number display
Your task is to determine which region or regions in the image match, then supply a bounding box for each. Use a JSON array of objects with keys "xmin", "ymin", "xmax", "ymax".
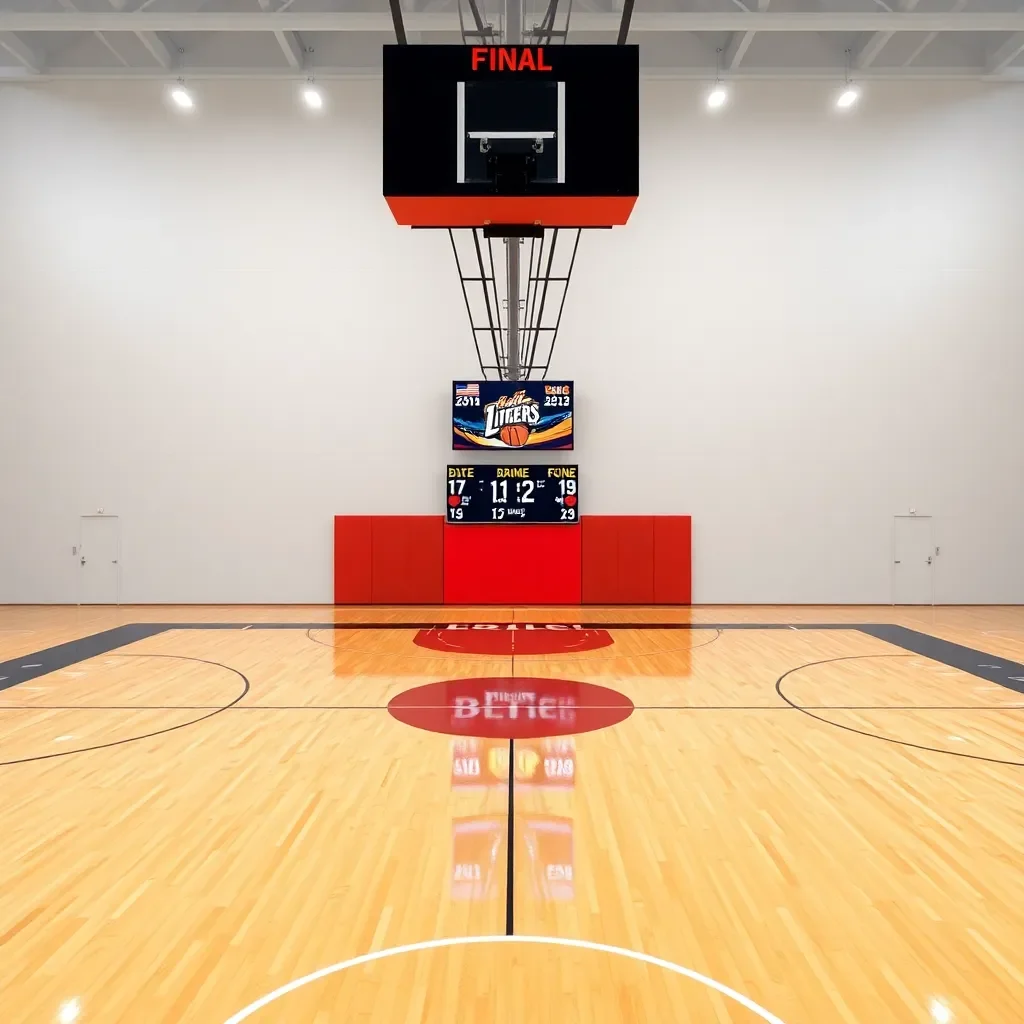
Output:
[
  {"xmin": 447, "ymin": 464, "xmax": 579, "ymax": 524},
  {"xmin": 453, "ymin": 381, "xmax": 573, "ymax": 450}
]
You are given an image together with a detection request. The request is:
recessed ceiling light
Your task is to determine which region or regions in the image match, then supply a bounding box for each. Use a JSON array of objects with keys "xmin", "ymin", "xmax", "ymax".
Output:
[
  {"xmin": 707, "ymin": 85, "xmax": 728, "ymax": 109},
  {"xmin": 170, "ymin": 85, "xmax": 194, "ymax": 111},
  {"xmin": 836, "ymin": 85, "xmax": 860, "ymax": 109}
]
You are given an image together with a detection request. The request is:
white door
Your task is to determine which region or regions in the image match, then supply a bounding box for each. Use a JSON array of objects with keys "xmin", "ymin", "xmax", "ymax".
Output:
[
  {"xmin": 79, "ymin": 515, "xmax": 121, "ymax": 604},
  {"xmin": 892, "ymin": 516, "xmax": 933, "ymax": 605}
]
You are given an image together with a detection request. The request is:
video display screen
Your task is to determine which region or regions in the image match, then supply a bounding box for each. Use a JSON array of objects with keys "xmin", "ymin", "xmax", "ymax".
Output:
[{"xmin": 452, "ymin": 380, "xmax": 573, "ymax": 450}]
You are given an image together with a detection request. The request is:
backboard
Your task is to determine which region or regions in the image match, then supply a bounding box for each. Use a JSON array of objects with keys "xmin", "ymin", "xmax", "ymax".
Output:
[{"xmin": 383, "ymin": 45, "xmax": 639, "ymax": 228}]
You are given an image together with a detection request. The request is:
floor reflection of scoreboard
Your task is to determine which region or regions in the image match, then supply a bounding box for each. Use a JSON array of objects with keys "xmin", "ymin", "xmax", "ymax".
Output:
[
  {"xmin": 451, "ymin": 738, "xmax": 575, "ymax": 902},
  {"xmin": 451, "ymin": 814, "xmax": 574, "ymax": 902},
  {"xmin": 450, "ymin": 737, "xmax": 576, "ymax": 789}
]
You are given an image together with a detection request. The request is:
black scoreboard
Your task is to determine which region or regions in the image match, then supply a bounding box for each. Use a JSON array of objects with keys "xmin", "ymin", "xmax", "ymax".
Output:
[{"xmin": 447, "ymin": 465, "xmax": 578, "ymax": 524}]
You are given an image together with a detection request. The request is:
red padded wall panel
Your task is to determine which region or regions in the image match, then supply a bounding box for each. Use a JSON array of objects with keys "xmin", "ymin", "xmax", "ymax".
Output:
[
  {"xmin": 334, "ymin": 516, "xmax": 372, "ymax": 604},
  {"xmin": 581, "ymin": 516, "xmax": 620, "ymax": 604},
  {"xmin": 371, "ymin": 516, "xmax": 444, "ymax": 604},
  {"xmin": 444, "ymin": 525, "xmax": 581, "ymax": 604},
  {"xmin": 615, "ymin": 517, "xmax": 655, "ymax": 603},
  {"xmin": 654, "ymin": 516, "xmax": 692, "ymax": 605}
]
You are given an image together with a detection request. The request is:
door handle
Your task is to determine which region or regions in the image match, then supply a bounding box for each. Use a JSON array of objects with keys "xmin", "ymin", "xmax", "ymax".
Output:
[
  {"xmin": 926, "ymin": 556, "xmax": 932, "ymax": 565},
  {"xmin": 80, "ymin": 556, "xmax": 86, "ymax": 565},
  {"xmin": 894, "ymin": 560, "xmax": 901, "ymax": 564}
]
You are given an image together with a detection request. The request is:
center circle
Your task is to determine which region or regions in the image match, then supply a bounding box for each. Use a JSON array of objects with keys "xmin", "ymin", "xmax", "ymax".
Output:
[{"xmin": 387, "ymin": 677, "xmax": 634, "ymax": 739}]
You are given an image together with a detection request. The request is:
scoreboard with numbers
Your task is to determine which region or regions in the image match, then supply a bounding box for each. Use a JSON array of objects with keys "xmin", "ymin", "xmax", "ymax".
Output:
[{"xmin": 447, "ymin": 464, "xmax": 578, "ymax": 524}]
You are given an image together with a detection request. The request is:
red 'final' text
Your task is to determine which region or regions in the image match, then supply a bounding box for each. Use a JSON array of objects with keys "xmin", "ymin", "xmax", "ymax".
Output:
[{"xmin": 471, "ymin": 47, "xmax": 554, "ymax": 72}]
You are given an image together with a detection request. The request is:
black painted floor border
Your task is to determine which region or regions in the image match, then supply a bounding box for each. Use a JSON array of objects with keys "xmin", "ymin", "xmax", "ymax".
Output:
[{"xmin": 2, "ymin": 622, "xmax": 1023, "ymax": 696}]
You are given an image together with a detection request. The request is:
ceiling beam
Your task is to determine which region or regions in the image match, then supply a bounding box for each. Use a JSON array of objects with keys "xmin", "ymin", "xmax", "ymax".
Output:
[
  {"xmin": 58, "ymin": 0, "xmax": 132, "ymax": 68},
  {"xmin": 274, "ymin": 29, "xmax": 305, "ymax": 67},
  {"xmin": 902, "ymin": 0, "xmax": 969, "ymax": 66},
  {"xmin": 724, "ymin": 31, "xmax": 754, "ymax": 69},
  {"xmin": 986, "ymin": 30, "xmax": 1024, "ymax": 72},
  {"xmin": 855, "ymin": 0, "xmax": 919, "ymax": 69},
  {"xmin": 136, "ymin": 31, "xmax": 174, "ymax": 69},
  {"xmin": 1, "ymin": 65, "xmax": 1020, "ymax": 83},
  {"xmin": 256, "ymin": 0, "xmax": 305, "ymax": 68},
  {"xmin": 724, "ymin": 0, "xmax": 768, "ymax": 71},
  {"xmin": 0, "ymin": 31, "xmax": 42, "ymax": 73},
  {"xmin": 4, "ymin": 11, "xmax": 1024, "ymax": 33}
]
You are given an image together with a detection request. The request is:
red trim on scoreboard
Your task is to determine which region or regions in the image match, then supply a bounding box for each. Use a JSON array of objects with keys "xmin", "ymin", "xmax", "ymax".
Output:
[{"xmin": 385, "ymin": 195, "xmax": 637, "ymax": 228}]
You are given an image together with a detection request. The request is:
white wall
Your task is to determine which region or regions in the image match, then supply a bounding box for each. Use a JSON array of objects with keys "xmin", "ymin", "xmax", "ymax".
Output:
[{"xmin": 1, "ymin": 79, "xmax": 1022, "ymax": 604}]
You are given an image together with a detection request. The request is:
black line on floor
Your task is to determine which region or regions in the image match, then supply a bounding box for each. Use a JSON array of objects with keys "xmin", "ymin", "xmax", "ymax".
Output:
[
  {"xmin": 775, "ymin": 654, "xmax": 1024, "ymax": 767},
  {"xmin": 505, "ymin": 736, "xmax": 515, "ymax": 936},
  {"xmin": 859, "ymin": 624, "xmax": 1024, "ymax": 695},
  {"xmin": 0, "ymin": 624, "xmax": 170, "ymax": 692},
  {"xmin": 0, "ymin": 654, "xmax": 249, "ymax": 768},
  {"xmin": 2, "ymin": 704, "xmax": 1022, "ymax": 712},
  {"xmin": 3, "ymin": 621, "xmax": 1024, "ymax": 698}
]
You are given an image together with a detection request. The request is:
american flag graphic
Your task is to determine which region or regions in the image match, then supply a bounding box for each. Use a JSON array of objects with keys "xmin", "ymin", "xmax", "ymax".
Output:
[{"xmin": 456, "ymin": 383, "xmax": 480, "ymax": 396}]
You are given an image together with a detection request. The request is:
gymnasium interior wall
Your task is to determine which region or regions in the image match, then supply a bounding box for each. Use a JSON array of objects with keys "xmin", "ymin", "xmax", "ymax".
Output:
[{"xmin": 1, "ymin": 78, "xmax": 1022, "ymax": 604}]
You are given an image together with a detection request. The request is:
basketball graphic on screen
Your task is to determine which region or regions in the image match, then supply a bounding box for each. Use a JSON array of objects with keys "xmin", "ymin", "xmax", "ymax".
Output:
[{"xmin": 500, "ymin": 423, "xmax": 530, "ymax": 447}]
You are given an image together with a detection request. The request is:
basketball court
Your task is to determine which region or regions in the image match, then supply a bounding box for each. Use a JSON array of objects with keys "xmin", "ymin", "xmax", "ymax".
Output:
[
  {"xmin": 1, "ymin": 605, "xmax": 1023, "ymax": 1022},
  {"xmin": 3, "ymin": 1, "xmax": 1024, "ymax": 1022}
]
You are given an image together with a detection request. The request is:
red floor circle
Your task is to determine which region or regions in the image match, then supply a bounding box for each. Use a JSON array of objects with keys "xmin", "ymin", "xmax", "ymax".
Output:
[
  {"xmin": 413, "ymin": 624, "xmax": 614, "ymax": 656},
  {"xmin": 388, "ymin": 677, "xmax": 634, "ymax": 739}
]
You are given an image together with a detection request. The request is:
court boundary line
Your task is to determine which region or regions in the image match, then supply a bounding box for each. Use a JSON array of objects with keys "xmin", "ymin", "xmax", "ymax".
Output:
[
  {"xmin": 2, "ymin": 704, "xmax": 1021, "ymax": 711},
  {"xmin": 2, "ymin": 622, "xmax": 1023, "ymax": 696},
  {"xmin": 219, "ymin": 934, "xmax": 787, "ymax": 1024}
]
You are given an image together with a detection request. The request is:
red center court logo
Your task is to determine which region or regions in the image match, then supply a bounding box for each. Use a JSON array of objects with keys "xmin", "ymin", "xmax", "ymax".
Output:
[
  {"xmin": 414, "ymin": 623, "xmax": 613, "ymax": 656},
  {"xmin": 388, "ymin": 677, "xmax": 633, "ymax": 739}
]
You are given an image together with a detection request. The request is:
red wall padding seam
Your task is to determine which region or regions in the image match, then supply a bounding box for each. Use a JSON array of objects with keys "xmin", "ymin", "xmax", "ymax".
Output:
[
  {"xmin": 334, "ymin": 516, "xmax": 372, "ymax": 604},
  {"xmin": 654, "ymin": 516, "xmax": 692, "ymax": 605},
  {"xmin": 334, "ymin": 515, "xmax": 444, "ymax": 604}
]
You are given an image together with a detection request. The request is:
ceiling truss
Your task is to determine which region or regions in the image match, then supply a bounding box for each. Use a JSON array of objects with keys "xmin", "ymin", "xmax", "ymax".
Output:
[{"xmin": 0, "ymin": 1, "xmax": 1023, "ymax": 81}]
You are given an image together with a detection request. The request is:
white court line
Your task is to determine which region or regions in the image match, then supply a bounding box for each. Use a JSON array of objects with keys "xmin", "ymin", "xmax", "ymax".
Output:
[
  {"xmin": 242, "ymin": 625, "xmax": 253, "ymax": 631},
  {"xmin": 21, "ymin": 663, "xmax": 42, "ymax": 669},
  {"xmin": 221, "ymin": 934, "xmax": 787, "ymax": 1024}
]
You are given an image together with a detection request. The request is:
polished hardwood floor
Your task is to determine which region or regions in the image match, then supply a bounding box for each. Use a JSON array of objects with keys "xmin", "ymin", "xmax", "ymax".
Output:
[{"xmin": 1, "ymin": 605, "xmax": 1022, "ymax": 1023}]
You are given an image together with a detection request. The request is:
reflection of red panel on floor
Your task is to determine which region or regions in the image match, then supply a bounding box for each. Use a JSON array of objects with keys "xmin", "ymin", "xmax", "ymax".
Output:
[{"xmin": 415, "ymin": 624, "xmax": 612, "ymax": 656}]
